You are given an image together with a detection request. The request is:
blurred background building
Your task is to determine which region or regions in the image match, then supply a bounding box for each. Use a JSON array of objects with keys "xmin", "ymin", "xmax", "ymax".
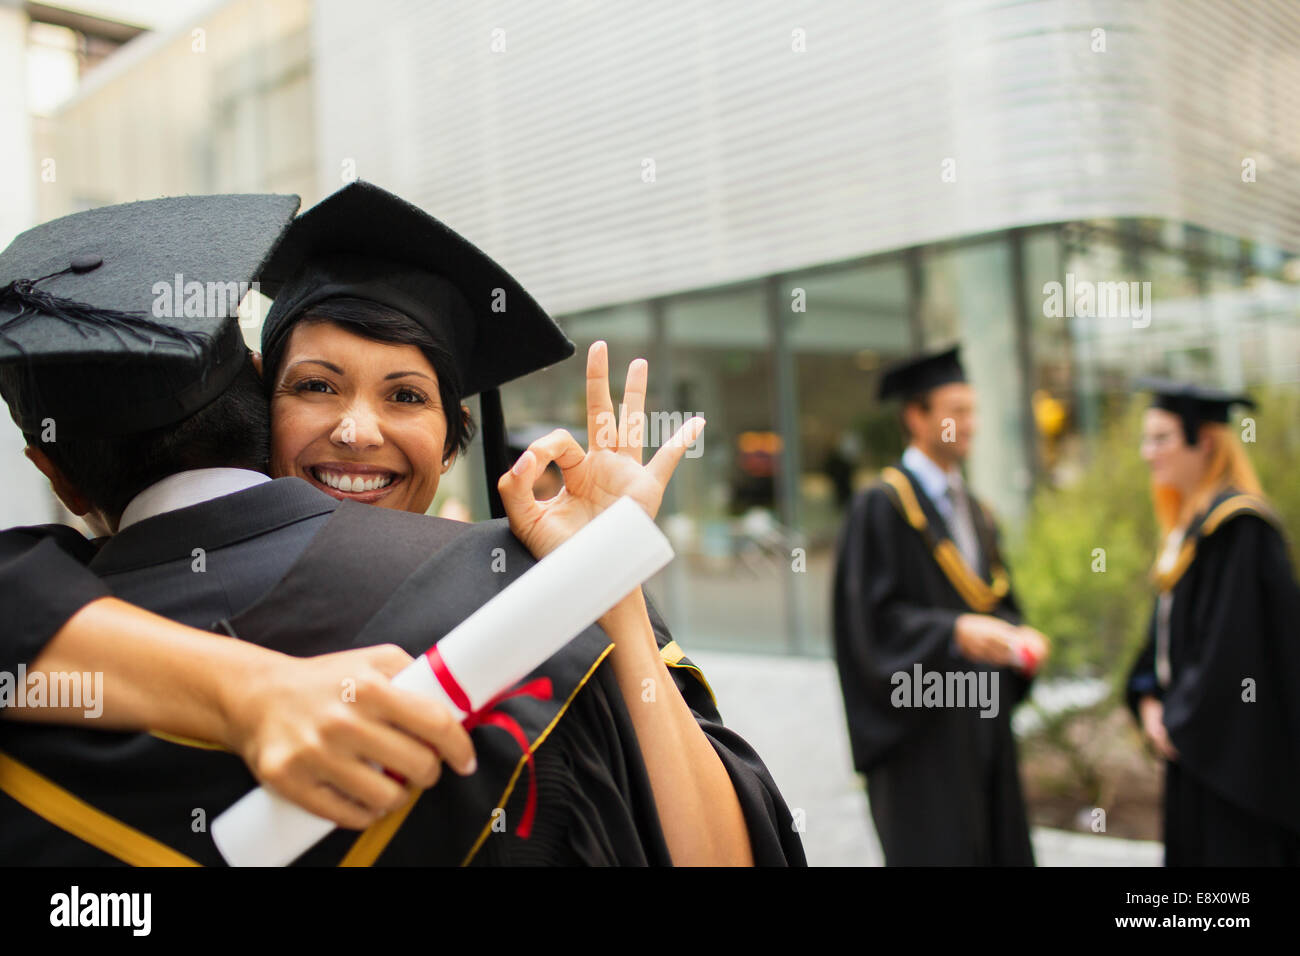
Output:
[{"xmin": 5, "ymin": 0, "xmax": 1299, "ymax": 663}]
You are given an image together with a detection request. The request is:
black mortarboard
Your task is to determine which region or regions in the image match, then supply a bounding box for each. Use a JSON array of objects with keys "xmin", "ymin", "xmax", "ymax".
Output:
[
  {"xmin": 0, "ymin": 194, "xmax": 300, "ymax": 438},
  {"xmin": 257, "ymin": 181, "xmax": 575, "ymax": 517},
  {"xmin": 877, "ymin": 345, "xmax": 967, "ymax": 401},
  {"xmin": 1137, "ymin": 377, "xmax": 1256, "ymax": 445}
]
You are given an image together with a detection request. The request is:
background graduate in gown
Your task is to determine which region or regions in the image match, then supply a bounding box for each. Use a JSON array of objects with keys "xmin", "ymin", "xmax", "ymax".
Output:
[
  {"xmin": 1126, "ymin": 380, "xmax": 1300, "ymax": 866},
  {"xmin": 832, "ymin": 346, "xmax": 1049, "ymax": 865}
]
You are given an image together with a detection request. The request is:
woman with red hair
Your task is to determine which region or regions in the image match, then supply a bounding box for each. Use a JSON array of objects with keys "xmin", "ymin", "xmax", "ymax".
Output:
[{"xmin": 1126, "ymin": 379, "xmax": 1300, "ymax": 865}]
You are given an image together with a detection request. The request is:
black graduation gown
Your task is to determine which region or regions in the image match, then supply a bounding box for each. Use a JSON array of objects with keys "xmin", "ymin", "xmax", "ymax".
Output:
[
  {"xmin": 1125, "ymin": 489, "xmax": 1300, "ymax": 866},
  {"xmin": 0, "ymin": 480, "xmax": 805, "ymax": 866},
  {"xmin": 832, "ymin": 463, "xmax": 1034, "ymax": 866}
]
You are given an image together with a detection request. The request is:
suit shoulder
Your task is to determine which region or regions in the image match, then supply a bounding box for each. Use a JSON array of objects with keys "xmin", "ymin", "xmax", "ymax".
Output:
[
  {"xmin": 970, "ymin": 492, "xmax": 1002, "ymax": 532},
  {"xmin": 454, "ymin": 515, "xmax": 526, "ymax": 547},
  {"xmin": 340, "ymin": 501, "xmax": 496, "ymax": 550},
  {"xmin": 842, "ymin": 483, "xmax": 893, "ymax": 523},
  {"xmin": 441, "ymin": 516, "xmax": 538, "ymax": 570}
]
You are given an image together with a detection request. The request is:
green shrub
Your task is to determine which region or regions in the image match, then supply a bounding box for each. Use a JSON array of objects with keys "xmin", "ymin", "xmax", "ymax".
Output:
[{"xmin": 1009, "ymin": 401, "xmax": 1157, "ymax": 686}]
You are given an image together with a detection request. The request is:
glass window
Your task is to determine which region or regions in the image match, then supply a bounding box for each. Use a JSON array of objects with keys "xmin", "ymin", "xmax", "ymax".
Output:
[
  {"xmin": 654, "ymin": 286, "xmax": 787, "ymax": 653},
  {"xmin": 918, "ymin": 236, "xmax": 1033, "ymax": 524},
  {"xmin": 782, "ymin": 258, "xmax": 916, "ymax": 654}
]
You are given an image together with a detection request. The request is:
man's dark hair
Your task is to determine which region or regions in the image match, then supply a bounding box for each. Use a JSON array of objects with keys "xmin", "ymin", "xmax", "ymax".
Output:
[
  {"xmin": 897, "ymin": 392, "xmax": 931, "ymax": 441},
  {"xmin": 261, "ymin": 297, "xmax": 476, "ymax": 460},
  {"xmin": 23, "ymin": 352, "xmax": 270, "ymax": 522}
]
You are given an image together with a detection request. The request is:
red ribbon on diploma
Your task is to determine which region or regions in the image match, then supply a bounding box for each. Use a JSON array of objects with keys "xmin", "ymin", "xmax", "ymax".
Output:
[{"xmin": 425, "ymin": 644, "xmax": 553, "ymax": 839}]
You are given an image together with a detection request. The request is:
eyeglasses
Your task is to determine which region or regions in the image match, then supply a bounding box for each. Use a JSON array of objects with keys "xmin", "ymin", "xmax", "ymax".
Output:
[{"xmin": 1140, "ymin": 431, "xmax": 1180, "ymax": 451}]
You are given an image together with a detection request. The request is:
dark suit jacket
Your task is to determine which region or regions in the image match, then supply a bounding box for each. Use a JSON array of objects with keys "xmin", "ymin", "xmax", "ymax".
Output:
[{"xmin": 88, "ymin": 478, "xmax": 333, "ymax": 629}]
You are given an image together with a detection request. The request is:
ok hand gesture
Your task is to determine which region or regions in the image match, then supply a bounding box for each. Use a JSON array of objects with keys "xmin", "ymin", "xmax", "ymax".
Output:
[{"xmin": 497, "ymin": 341, "xmax": 705, "ymax": 560}]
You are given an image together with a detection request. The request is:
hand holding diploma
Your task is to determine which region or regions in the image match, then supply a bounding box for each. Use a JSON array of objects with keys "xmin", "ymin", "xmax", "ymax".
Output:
[{"xmin": 224, "ymin": 643, "xmax": 478, "ymax": 832}]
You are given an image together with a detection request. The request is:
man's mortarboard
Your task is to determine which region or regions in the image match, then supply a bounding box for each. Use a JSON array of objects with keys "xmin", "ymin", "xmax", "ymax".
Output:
[
  {"xmin": 0, "ymin": 194, "xmax": 301, "ymax": 438},
  {"xmin": 877, "ymin": 345, "xmax": 967, "ymax": 401},
  {"xmin": 257, "ymin": 181, "xmax": 576, "ymax": 517},
  {"xmin": 1137, "ymin": 377, "xmax": 1256, "ymax": 445}
]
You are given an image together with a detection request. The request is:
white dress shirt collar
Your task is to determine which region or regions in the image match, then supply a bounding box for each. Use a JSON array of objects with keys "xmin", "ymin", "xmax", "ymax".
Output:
[
  {"xmin": 901, "ymin": 445, "xmax": 957, "ymax": 511},
  {"xmin": 118, "ymin": 468, "xmax": 272, "ymax": 531}
]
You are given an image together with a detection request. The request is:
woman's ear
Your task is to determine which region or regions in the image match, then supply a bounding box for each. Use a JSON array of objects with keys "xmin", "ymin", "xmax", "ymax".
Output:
[{"xmin": 250, "ymin": 351, "xmax": 263, "ymax": 378}]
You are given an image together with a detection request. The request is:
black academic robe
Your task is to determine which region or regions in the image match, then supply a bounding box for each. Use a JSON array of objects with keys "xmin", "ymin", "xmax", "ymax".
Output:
[
  {"xmin": 832, "ymin": 463, "xmax": 1034, "ymax": 866},
  {"xmin": 0, "ymin": 477, "xmax": 805, "ymax": 866},
  {"xmin": 1125, "ymin": 488, "xmax": 1300, "ymax": 866}
]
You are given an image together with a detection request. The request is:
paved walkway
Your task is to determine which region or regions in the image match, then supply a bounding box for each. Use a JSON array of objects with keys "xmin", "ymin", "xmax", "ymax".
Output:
[{"xmin": 689, "ymin": 648, "xmax": 1162, "ymax": 867}]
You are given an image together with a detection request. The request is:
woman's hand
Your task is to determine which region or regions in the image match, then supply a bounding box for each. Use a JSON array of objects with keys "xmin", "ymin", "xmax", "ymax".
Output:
[
  {"xmin": 497, "ymin": 340, "xmax": 705, "ymax": 561},
  {"xmin": 223, "ymin": 644, "xmax": 478, "ymax": 829},
  {"xmin": 1138, "ymin": 695, "xmax": 1178, "ymax": 761}
]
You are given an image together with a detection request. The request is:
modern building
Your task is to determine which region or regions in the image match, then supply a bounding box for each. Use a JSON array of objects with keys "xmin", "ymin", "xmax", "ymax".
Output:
[{"xmin": 9, "ymin": 0, "xmax": 1300, "ymax": 654}]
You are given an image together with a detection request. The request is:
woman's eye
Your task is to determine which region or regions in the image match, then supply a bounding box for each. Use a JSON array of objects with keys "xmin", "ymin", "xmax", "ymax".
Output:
[
  {"xmin": 393, "ymin": 387, "xmax": 426, "ymax": 404},
  {"xmin": 294, "ymin": 379, "xmax": 334, "ymax": 394}
]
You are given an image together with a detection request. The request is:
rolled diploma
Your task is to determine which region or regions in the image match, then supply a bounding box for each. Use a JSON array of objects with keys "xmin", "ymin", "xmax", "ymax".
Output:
[{"xmin": 210, "ymin": 496, "xmax": 674, "ymax": 867}]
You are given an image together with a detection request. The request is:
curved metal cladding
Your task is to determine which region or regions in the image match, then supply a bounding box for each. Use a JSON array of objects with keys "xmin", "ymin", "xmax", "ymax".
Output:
[{"xmin": 312, "ymin": 0, "xmax": 1300, "ymax": 313}]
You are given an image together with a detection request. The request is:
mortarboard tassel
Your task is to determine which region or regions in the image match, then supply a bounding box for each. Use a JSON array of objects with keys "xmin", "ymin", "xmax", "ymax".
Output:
[
  {"xmin": 0, "ymin": 276, "xmax": 210, "ymax": 361},
  {"xmin": 480, "ymin": 386, "xmax": 509, "ymax": 519}
]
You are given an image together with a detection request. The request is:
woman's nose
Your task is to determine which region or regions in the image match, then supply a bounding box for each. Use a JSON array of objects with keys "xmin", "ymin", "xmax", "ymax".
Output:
[{"xmin": 330, "ymin": 406, "xmax": 383, "ymax": 449}]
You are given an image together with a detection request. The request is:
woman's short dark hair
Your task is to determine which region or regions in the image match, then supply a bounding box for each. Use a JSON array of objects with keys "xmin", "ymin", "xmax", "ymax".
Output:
[{"xmin": 261, "ymin": 297, "xmax": 476, "ymax": 459}]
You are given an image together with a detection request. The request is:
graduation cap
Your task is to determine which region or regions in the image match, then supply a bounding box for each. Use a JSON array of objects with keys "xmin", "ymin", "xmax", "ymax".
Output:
[
  {"xmin": 257, "ymin": 181, "xmax": 575, "ymax": 517},
  {"xmin": 877, "ymin": 345, "xmax": 966, "ymax": 402},
  {"xmin": 1137, "ymin": 377, "xmax": 1256, "ymax": 445},
  {"xmin": 0, "ymin": 194, "xmax": 300, "ymax": 438}
]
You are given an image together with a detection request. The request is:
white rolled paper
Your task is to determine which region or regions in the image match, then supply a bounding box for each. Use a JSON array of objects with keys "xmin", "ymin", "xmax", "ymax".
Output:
[{"xmin": 211, "ymin": 496, "xmax": 674, "ymax": 867}]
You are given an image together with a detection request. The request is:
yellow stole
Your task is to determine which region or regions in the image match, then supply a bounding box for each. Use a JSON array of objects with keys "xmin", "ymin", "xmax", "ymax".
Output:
[{"xmin": 879, "ymin": 466, "xmax": 1011, "ymax": 613}]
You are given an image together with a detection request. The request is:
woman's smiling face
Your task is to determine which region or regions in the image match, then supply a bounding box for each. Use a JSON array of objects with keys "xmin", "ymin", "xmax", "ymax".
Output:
[{"xmin": 269, "ymin": 319, "xmax": 451, "ymax": 513}]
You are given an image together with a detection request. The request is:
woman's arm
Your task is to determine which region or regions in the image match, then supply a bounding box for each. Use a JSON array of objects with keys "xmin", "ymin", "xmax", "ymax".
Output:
[
  {"xmin": 5, "ymin": 596, "xmax": 476, "ymax": 828},
  {"xmin": 498, "ymin": 340, "xmax": 753, "ymax": 865},
  {"xmin": 596, "ymin": 588, "xmax": 754, "ymax": 865}
]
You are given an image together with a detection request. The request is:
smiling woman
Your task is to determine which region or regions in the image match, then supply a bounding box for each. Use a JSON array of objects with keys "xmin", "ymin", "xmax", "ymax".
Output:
[{"xmin": 261, "ymin": 297, "xmax": 476, "ymax": 515}]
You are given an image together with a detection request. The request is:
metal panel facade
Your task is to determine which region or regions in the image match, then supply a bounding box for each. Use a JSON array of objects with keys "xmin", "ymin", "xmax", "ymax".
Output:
[{"xmin": 312, "ymin": 0, "xmax": 1300, "ymax": 315}]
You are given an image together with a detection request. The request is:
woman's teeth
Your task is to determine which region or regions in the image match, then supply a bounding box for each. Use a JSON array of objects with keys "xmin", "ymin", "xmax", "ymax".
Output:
[{"xmin": 312, "ymin": 469, "xmax": 394, "ymax": 493}]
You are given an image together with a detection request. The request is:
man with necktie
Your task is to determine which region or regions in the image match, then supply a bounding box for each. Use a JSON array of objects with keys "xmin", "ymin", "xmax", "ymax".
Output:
[{"xmin": 832, "ymin": 346, "xmax": 1050, "ymax": 865}]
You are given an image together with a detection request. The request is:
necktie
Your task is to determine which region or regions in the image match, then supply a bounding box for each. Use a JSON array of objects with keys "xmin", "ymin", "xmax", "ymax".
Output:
[{"xmin": 945, "ymin": 474, "xmax": 982, "ymax": 573}]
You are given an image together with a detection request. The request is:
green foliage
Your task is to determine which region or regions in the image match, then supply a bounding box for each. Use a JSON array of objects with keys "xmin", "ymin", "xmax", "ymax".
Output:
[
  {"xmin": 1250, "ymin": 387, "xmax": 1300, "ymax": 557},
  {"xmin": 1009, "ymin": 401, "xmax": 1156, "ymax": 685},
  {"xmin": 1008, "ymin": 388, "xmax": 1300, "ymax": 687}
]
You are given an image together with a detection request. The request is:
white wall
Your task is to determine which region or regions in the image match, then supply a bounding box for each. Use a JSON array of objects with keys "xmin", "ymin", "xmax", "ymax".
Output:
[
  {"xmin": 0, "ymin": 2, "xmax": 62, "ymax": 528},
  {"xmin": 310, "ymin": 0, "xmax": 1300, "ymax": 316}
]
